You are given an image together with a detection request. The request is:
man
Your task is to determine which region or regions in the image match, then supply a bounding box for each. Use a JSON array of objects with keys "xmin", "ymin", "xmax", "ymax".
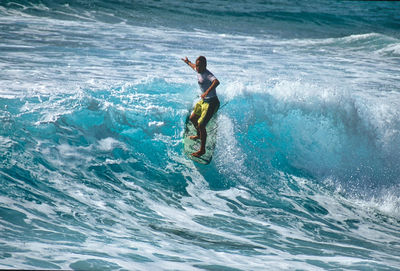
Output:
[{"xmin": 182, "ymin": 56, "xmax": 220, "ymax": 157}]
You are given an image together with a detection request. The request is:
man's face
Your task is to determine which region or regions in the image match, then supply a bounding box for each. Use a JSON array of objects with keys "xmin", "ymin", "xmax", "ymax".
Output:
[{"xmin": 196, "ymin": 60, "xmax": 206, "ymax": 73}]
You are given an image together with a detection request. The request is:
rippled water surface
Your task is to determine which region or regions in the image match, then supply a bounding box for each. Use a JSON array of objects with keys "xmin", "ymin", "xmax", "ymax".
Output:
[{"xmin": 1, "ymin": 0, "xmax": 400, "ymax": 270}]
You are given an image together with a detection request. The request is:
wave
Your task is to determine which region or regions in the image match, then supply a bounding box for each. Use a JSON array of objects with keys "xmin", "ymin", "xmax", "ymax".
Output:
[
  {"xmin": 1, "ymin": 77, "xmax": 400, "ymax": 269},
  {"xmin": 272, "ymin": 33, "xmax": 400, "ymax": 58},
  {"xmin": 3, "ymin": 78, "xmax": 400, "ymax": 202},
  {"xmin": 1, "ymin": 0, "xmax": 400, "ymax": 38},
  {"xmin": 221, "ymin": 78, "xmax": 400, "ymax": 197}
]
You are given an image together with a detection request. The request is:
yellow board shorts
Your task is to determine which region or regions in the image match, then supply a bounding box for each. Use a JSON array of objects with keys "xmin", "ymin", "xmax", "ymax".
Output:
[{"xmin": 193, "ymin": 97, "xmax": 220, "ymax": 127}]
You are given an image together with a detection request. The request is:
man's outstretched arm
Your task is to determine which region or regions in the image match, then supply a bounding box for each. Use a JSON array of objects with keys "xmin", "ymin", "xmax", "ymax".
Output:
[{"xmin": 182, "ymin": 57, "xmax": 196, "ymax": 71}]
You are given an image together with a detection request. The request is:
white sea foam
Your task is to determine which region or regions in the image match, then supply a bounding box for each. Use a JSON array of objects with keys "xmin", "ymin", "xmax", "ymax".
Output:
[
  {"xmin": 97, "ymin": 137, "xmax": 123, "ymax": 151},
  {"xmin": 148, "ymin": 121, "xmax": 164, "ymax": 127},
  {"xmin": 378, "ymin": 43, "xmax": 400, "ymax": 56},
  {"xmin": 214, "ymin": 114, "xmax": 250, "ymax": 184}
]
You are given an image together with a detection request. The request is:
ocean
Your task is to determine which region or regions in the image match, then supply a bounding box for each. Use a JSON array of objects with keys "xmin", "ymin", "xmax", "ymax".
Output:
[{"xmin": 1, "ymin": 0, "xmax": 400, "ymax": 270}]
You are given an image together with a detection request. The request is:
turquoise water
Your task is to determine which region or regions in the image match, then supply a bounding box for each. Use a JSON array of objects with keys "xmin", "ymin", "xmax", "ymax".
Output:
[{"xmin": 1, "ymin": 0, "xmax": 400, "ymax": 270}]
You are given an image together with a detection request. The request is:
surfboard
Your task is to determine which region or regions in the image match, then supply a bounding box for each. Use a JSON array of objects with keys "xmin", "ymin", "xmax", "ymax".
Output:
[{"xmin": 183, "ymin": 113, "xmax": 218, "ymax": 165}]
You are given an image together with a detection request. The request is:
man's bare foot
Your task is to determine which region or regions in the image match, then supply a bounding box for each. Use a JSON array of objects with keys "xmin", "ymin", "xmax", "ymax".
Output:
[
  {"xmin": 192, "ymin": 150, "xmax": 205, "ymax": 157},
  {"xmin": 189, "ymin": 135, "xmax": 200, "ymax": 140}
]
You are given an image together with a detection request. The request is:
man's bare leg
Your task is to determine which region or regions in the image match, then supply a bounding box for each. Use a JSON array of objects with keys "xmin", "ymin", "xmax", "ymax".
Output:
[
  {"xmin": 189, "ymin": 113, "xmax": 200, "ymax": 140},
  {"xmin": 192, "ymin": 124, "xmax": 206, "ymax": 157}
]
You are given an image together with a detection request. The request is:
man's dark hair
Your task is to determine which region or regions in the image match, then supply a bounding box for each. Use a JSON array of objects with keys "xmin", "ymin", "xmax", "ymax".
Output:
[{"xmin": 196, "ymin": 56, "xmax": 207, "ymax": 67}]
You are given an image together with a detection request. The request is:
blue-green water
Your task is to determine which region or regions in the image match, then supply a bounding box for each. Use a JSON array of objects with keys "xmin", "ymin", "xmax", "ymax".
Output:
[{"xmin": 1, "ymin": 0, "xmax": 400, "ymax": 270}]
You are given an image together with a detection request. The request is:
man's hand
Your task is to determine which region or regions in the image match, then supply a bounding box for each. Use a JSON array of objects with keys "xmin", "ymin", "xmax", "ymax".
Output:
[
  {"xmin": 182, "ymin": 57, "xmax": 196, "ymax": 70},
  {"xmin": 181, "ymin": 57, "xmax": 189, "ymax": 64},
  {"xmin": 201, "ymin": 93, "xmax": 207, "ymax": 100}
]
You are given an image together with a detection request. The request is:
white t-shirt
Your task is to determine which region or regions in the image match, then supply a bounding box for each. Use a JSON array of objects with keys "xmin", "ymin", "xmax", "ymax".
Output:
[{"xmin": 197, "ymin": 69, "xmax": 218, "ymax": 101}]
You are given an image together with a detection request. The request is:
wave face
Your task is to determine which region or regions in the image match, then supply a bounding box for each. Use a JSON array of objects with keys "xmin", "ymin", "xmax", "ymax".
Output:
[{"xmin": 1, "ymin": 0, "xmax": 400, "ymax": 270}]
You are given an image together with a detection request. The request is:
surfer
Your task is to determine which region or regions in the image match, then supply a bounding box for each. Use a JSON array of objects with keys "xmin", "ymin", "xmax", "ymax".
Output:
[{"xmin": 182, "ymin": 56, "xmax": 220, "ymax": 157}]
